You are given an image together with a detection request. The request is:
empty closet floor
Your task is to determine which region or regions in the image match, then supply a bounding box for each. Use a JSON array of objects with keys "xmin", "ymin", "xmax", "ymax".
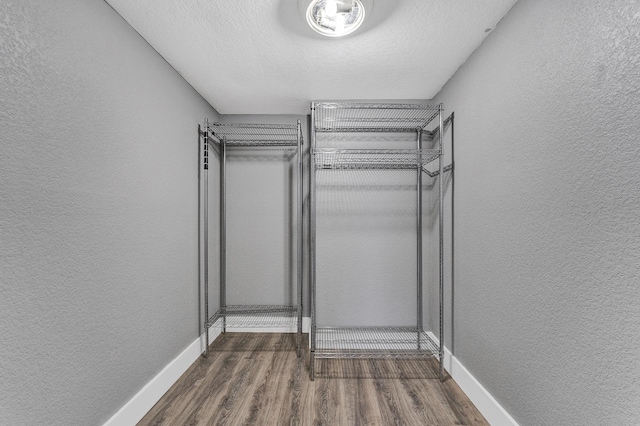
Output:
[{"xmin": 138, "ymin": 333, "xmax": 487, "ymax": 425}]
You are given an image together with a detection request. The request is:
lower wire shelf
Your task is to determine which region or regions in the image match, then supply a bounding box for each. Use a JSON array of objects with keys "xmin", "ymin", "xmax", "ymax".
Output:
[
  {"xmin": 206, "ymin": 305, "xmax": 299, "ymax": 329},
  {"xmin": 314, "ymin": 327, "xmax": 439, "ymax": 359}
]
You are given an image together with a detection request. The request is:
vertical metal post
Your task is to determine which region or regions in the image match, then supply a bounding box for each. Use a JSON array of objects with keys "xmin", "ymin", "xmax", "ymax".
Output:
[
  {"xmin": 450, "ymin": 112, "xmax": 455, "ymax": 355},
  {"xmin": 417, "ymin": 129, "xmax": 423, "ymax": 350},
  {"xmin": 438, "ymin": 105, "xmax": 445, "ymax": 381},
  {"xmin": 203, "ymin": 121, "xmax": 210, "ymax": 357},
  {"xmin": 220, "ymin": 137, "xmax": 227, "ymax": 334},
  {"xmin": 309, "ymin": 103, "xmax": 317, "ymax": 379},
  {"xmin": 296, "ymin": 120, "xmax": 303, "ymax": 358}
]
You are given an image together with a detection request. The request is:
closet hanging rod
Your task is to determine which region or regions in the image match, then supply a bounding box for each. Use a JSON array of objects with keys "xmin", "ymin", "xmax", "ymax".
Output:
[
  {"xmin": 226, "ymin": 153, "xmax": 298, "ymax": 162},
  {"xmin": 421, "ymin": 114, "xmax": 453, "ymax": 141},
  {"xmin": 223, "ymin": 140, "xmax": 298, "ymax": 147},
  {"xmin": 313, "ymin": 148, "xmax": 441, "ymax": 170},
  {"xmin": 422, "ymin": 163, "xmax": 454, "ymax": 177}
]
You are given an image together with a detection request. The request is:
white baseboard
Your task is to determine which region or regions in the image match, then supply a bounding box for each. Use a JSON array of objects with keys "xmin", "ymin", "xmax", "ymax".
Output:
[
  {"xmin": 427, "ymin": 332, "xmax": 519, "ymax": 426},
  {"xmin": 104, "ymin": 317, "xmax": 311, "ymax": 426}
]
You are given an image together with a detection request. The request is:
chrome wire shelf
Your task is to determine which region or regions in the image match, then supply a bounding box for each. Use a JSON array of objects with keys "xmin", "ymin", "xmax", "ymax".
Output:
[
  {"xmin": 314, "ymin": 148, "xmax": 440, "ymax": 170},
  {"xmin": 207, "ymin": 122, "xmax": 299, "ymax": 146},
  {"xmin": 314, "ymin": 103, "xmax": 440, "ymax": 133},
  {"xmin": 206, "ymin": 305, "xmax": 299, "ymax": 329},
  {"xmin": 314, "ymin": 327, "xmax": 439, "ymax": 359}
]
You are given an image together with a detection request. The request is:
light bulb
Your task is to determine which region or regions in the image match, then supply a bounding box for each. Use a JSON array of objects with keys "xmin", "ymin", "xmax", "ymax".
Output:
[
  {"xmin": 306, "ymin": 0, "xmax": 366, "ymax": 37},
  {"xmin": 325, "ymin": 0, "xmax": 337, "ymax": 18},
  {"xmin": 336, "ymin": 0, "xmax": 354, "ymax": 14},
  {"xmin": 335, "ymin": 14, "xmax": 346, "ymax": 34},
  {"xmin": 319, "ymin": 10, "xmax": 337, "ymax": 30}
]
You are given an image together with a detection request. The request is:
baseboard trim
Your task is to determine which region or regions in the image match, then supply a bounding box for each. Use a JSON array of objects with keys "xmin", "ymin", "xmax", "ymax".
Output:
[
  {"xmin": 427, "ymin": 332, "xmax": 519, "ymax": 426},
  {"xmin": 104, "ymin": 317, "xmax": 311, "ymax": 426}
]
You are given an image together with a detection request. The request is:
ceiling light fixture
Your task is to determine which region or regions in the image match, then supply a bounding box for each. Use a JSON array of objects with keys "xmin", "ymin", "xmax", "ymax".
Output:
[{"xmin": 306, "ymin": 0, "xmax": 366, "ymax": 37}]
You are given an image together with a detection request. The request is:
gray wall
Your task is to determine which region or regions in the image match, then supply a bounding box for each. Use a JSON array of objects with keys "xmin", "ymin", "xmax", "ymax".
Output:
[
  {"xmin": 432, "ymin": 0, "xmax": 640, "ymax": 424},
  {"xmin": 0, "ymin": 1, "xmax": 218, "ymax": 424}
]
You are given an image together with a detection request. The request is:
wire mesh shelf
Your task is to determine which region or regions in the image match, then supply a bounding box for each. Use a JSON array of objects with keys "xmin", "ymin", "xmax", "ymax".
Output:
[
  {"xmin": 314, "ymin": 327, "xmax": 439, "ymax": 359},
  {"xmin": 314, "ymin": 103, "xmax": 441, "ymax": 133},
  {"xmin": 314, "ymin": 149, "xmax": 440, "ymax": 169},
  {"xmin": 207, "ymin": 305, "xmax": 299, "ymax": 329},
  {"xmin": 207, "ymin": 122, "xmax": 299, "ymax": 146}
]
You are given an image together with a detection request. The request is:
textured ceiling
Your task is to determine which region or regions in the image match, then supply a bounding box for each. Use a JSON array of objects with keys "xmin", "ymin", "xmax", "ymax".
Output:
[{"xmin": 105, "ymin": 0, "xmax": 518, "ymax": 114}]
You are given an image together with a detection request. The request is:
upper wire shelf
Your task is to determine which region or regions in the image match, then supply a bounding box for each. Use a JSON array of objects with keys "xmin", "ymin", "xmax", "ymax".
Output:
[
  {"xmin": 207, "ymin": 122, "xmax": 300, "ymax": 147},
  {"xmin": 313, "ymin": 103, "xmax": 441, "ymax": 133}
]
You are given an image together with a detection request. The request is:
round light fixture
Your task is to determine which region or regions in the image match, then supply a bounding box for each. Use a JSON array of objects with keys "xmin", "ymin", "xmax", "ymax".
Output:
[{"xmin": 306, "ymin": 0, "xmax": 366, "ymax": 37}]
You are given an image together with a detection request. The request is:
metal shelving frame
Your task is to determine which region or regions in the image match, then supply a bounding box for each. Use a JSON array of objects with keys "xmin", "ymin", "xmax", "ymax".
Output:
[
  {"xmin": 309, "ymin": 102, "xmax": 447, "ymax": 380},
  {"xmin": 201, "ymin": 120, "xmax": 304, "ymax": 358}
]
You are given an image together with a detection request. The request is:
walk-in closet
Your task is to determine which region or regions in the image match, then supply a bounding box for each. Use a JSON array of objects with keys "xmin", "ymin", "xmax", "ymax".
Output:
[{"xmin": 11, "ymin": 1, "xmax": 633, "ymax": 425}]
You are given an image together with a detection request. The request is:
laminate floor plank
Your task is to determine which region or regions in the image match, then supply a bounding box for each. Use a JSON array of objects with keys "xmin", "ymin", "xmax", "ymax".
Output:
[
  {"xmin": 390, "ymin": 359, "xmax": 445, "ymax": 425},
  {"xmin": 194, "ymin": 336, "xmax": 260, "ymax": 424},
  {"xmin": 142, "ymin": 343, "xmax": 240, "ymax": 425},
  {"xmin": 256, "ymin": 341, "xmax": 306, "ymax": 425},
  {"xmin": 137, "ymin": 333, "xmax": 488, "ymax": 426},
  {"xmin": 210, "ymin": 352, "xmax": 271, "ymax": 425},
  {"xmin": 237, "ymin": 335, "xmax": 297, "ymax": 425},
  {"xmin": 345, "ymin": 360, "xmax": 380, "ymax": 426}
]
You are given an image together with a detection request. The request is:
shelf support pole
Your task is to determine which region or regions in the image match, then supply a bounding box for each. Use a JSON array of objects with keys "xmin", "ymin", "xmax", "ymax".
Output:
[
  {"xmin": 220, "ymin": 137, "xmax": 227, "ymax": 334},
  {"xmin": 417, "ymin": 129, "xmax": 423, "ymax": 351},
  {"xmin": 297, "ymin": 120, "xmax": 303, "ymax": 357},
  {"xmin": 438, "ymin": 105, "xmax": 445, "ymax": 381},
  {"xmin": 310, "ymin": 103, "xmax": 317, "ymax": 380},
  {"xmin": 203, "ymin": 121, "xmax": 210, "ymax": 357}
]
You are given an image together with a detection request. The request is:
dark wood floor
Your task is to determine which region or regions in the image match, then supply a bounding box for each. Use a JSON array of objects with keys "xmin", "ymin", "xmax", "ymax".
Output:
[{"xmin": 138, "ymin": 333, "xmax": 488, "ymax": 425}]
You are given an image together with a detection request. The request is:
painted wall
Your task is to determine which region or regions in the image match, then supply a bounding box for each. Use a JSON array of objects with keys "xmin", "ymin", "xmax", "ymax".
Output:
[
  {"xmin": 0, "ymin": 1, "xmax": 218, "ymax": 424},
  {"xmin": 432, "ymin": 0, "xmax": 640, "ymax": 424}
]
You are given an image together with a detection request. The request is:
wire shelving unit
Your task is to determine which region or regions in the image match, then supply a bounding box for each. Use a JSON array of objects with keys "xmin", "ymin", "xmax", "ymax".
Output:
[
  {"xmin": 201, "ymin": 121, "xmax": 303, "ymax": 357},
  {"xmin": 310, "ymin": 102, "xmax": 448, "ymax": 380}
]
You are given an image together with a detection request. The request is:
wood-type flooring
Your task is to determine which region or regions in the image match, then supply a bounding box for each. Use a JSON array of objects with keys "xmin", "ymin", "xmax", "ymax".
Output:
[{"xmin": 138, "ymin": 333, "xmax": 488, "ymax": 425}]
